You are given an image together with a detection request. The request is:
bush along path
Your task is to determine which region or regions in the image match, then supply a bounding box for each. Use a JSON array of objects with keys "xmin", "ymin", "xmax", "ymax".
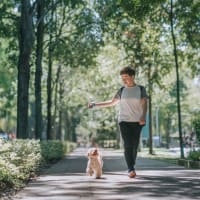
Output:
[{"xmin": 0, "ymin": 139, "xmax": 76, "ymax": 199}]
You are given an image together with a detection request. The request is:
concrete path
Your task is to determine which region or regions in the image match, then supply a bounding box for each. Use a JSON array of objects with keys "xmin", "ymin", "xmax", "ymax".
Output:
[{"xmin": 12, "ymin": 148, "xmax": 200, "ymax": 200}]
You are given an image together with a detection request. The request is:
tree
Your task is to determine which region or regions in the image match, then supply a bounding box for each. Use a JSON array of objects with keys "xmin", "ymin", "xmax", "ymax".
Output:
[
  {"xmin": 46, "ymin": 0, "xmax": 54, "ymax": 140},
  {"xmin": 1, "ymin": 0, "xmax": 199, "ymax": 146},
  {"xmin": 0, "ymin": 1, "xmax": 19, "ymax": 133},
  {"xmin": 17, "ymin": 0, "xmax": 34, "ymax": 138},
  {"xmin": 41, "ymin": 0, "xmax": 104, "ymax": 140},
  {"xmin": 35, "ymin": 0, "xmax": 45, "ymax": 139},
  {"xmin": 93, "ymin": 0, "xmax": 172, "ymax": 153}
]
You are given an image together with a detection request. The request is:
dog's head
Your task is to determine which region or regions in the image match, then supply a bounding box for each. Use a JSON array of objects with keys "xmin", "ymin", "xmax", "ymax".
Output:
[{"xmin": 87, "ymin": 148, "xmax": 99, "ymax": 158}]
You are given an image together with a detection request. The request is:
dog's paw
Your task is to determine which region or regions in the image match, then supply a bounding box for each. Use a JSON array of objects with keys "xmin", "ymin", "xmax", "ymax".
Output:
[
  {"xmin": 87, "ymin": 170, "xmax": 93, "ymax": 176},
  {"xmin": 89, "ymin": 172, "xmax": 93, "ymax": 176},
  {"xmin": 95, "ymin": 170, "xmax": 102, "ymax": 179},
  {"xmin": 86, "ymin": 168, "xmax": 93, "ymax": 176}
]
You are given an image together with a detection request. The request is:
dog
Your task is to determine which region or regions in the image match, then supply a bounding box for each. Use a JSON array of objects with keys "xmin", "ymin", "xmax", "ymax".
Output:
[{"xmin": 86, "ymin": 147, "xmax": 103, "ymax": 179}]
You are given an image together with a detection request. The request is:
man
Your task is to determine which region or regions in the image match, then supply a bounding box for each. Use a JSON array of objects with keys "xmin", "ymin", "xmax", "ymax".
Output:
[{"xmin": 88, "ymin": 66, "xmax": 147, "ymax": 178}]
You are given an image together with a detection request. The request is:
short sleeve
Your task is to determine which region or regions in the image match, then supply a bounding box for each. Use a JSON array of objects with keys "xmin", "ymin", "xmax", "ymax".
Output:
[{"xmin": 114, "ymin": 87, "xmax": 124, "ymax": 99}]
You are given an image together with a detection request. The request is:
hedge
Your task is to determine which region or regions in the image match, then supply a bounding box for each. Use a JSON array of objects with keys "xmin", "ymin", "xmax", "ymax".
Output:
[{"xmin": 0, "ymin": 139, "xmax": 76, "ymax": 194}]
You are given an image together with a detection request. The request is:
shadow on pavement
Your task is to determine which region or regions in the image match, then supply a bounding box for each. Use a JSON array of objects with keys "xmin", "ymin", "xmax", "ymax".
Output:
[
  {"xmin": 13, "ymin": 148, "xmax": 200, "ymax": 200},
  {"xmin": 25, "ymin": 171, "xmax": 200, "ymax": 200}
]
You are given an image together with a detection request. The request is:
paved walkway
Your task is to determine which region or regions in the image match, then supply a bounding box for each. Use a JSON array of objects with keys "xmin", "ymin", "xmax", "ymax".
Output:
[{"xmin": 13, "ymin": 148, "xmax": 200, "ymax": 200}]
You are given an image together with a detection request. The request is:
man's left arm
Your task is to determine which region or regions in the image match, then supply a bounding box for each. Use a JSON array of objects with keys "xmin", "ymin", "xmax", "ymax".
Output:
[{"xmin": 140, "ymin": 97, "xmax": 147, "ymax": 125}]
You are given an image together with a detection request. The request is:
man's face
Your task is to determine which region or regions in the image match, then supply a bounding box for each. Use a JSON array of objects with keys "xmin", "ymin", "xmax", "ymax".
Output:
[{"xmin": 121, "ymin": 74, "xmax": 134, "ymax": 86}]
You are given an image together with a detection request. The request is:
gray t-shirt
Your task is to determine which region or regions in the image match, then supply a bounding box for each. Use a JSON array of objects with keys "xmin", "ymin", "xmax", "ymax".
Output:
[{"xmin": 114, "ymin": 85, "xmax": 147, "ymax": 123}]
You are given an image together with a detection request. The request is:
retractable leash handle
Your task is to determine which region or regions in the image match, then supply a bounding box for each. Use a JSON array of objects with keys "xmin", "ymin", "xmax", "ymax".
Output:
[
  {"xmin": 88, "ymin": 102, "xmax": 95, "ymax": 108},
  {"xmin": 88, "ymin": 97, "xmax": 96, "ymax": 108}
]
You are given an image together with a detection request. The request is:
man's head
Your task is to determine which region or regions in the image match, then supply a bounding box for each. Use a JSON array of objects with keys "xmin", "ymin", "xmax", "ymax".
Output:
[
  {"xmin": 120, "ymin": 66, "xmax": 135, "ymax": 86},
  {"xmin": 120, "ymin": 66, "xmax": 135, "ymax": 76}
]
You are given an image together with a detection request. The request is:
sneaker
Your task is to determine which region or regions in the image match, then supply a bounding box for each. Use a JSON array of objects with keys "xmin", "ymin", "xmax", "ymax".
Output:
[{"xmin": 128, "ymin": 170, "xmax": 136, "ymax": 178}]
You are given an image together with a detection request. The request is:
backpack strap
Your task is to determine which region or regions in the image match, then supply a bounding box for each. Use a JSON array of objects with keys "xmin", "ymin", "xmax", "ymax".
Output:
[
  {"xmin": 119, "ymin": 85, "xmax": 144, "ymax": 99},
  {"xmin": 138, "ymin": 85, "xmax": 144, "ymax": 99},
  {"xmin": 119, "ymin": 86, "xmax": 125, "ymax": 98}
]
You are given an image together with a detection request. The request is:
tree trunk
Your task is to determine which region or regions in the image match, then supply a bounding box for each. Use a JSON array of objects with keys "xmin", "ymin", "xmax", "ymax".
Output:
[
  {"xmin": 170, "ymin": 0, "xmax": 184, "ymax": 158},
  {"xmin": 47, "ymin": 37, "xmax": 53, "ymax": 140},
  {"xmin": 166, "ymin": 114, "xmax": 171, "ymax": 149},
  {"xmin": 53, "ymin": 65, "xmax": 62, "ymax": 140},
  {"xmin": 17, "ymin": 0, "xmax": 34, "ymax": 139},
  {"xmin": 57, "ymin": 78, "xmax": 64, "ymax": 140},
  {"xmin": 53, "ymin": 65, "xmax": 61, "ymax": 138},
  {"xmin": 148, "ymin": 63, "xmax": 153, "ymax": 154},
  {"xmin": 35, "ymin": 0, "xmax": 44, "ymax": 140},
  {"xmin": 64, "ymin": 110, "xmax": 70, "ymax": 141},
  {"xmin": 46, "ymin": 3, "xmax": 54, "ymax": 139},
  {"xmin": 148, "ymin": 95, "xmax": 153, "ymax": 154}
]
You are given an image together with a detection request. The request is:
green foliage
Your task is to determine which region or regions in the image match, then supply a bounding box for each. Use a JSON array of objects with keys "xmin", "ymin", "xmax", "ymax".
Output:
[
  {"xmin": 0, "ymin": 139, "xmax": 76, "ymax": 192},
  {"xmin": 63, "ymin": 44, "xmax": 126, "ymax": 145},
  {"xmin": 176, "ymin": 0, "xmax": 200, "ymax": 48},
  {"xmin": 0, "ymin": 0, "xmax": 199, "ymax": 149},
  {"xmin": 0, "ymin": 0, "xmax": 19, "ymax": 38},
  {"xmin": 187, "ymin": 150, "xmax": 200, "ymax": 161},
  {"xmin": 0, "ymin": 139, "xmax": 42, "ymax": 190},
  {"xmin": 0, "ymin": 1, "xmax": 18, "ymax": 132},
  {"xmin": 169, "ymin": 79, "xmax": 188, "ymax": 101},
  {"xmin": 192, "ymin": 113, "xmax": 200, "ymax": 143},
  {"xmin": 40, "ymin": 140, "xmax": 66, "ymax": 162},
  {"xmin": 118, "ymin": 0, "xmax": 166, "ymax": 20}
]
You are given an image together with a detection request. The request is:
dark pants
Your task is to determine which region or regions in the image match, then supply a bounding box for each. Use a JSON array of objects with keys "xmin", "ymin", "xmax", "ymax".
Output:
[{"xmin": 119, "ymin": 121, "xmax": 142, "ymax": 172}]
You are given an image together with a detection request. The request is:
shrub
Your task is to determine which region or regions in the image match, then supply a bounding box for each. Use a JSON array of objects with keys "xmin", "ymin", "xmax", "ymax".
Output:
[
  {"xmin": 0, "ymin": 139, "xmax": 42, "ymax": 192},
  {"xmin": 187, "ymin": 150, "xmax": 200, "ymax": 161},
  {"xmin": 0, "ymin": 139, "xmax": 76, "ymax": 193},
  {"xmin": 40, "ymin": 140, "xmax": 66, "ymax": 162}
]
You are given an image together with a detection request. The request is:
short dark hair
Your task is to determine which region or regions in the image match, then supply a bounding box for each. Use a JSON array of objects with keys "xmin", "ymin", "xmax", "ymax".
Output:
[{"xmin": 120, "ymin": 66, "xmax": 135, "ymax": 76}]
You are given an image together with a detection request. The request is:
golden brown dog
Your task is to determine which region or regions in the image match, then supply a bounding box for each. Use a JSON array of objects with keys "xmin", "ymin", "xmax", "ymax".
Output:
[{"xmin": 86, "ymin": 147, "xmax": 103, "ymax": 178}]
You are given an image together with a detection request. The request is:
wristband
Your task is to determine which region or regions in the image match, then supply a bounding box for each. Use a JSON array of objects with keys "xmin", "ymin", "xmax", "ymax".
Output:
[{"xmin": 89, "ymin": 102, "xmax": 95, "ymax": 108}]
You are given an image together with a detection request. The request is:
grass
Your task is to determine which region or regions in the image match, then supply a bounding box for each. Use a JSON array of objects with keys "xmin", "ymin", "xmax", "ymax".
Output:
[{"xmin": 138, "ymin": 147, "xmax": 180, "ymax": 165}]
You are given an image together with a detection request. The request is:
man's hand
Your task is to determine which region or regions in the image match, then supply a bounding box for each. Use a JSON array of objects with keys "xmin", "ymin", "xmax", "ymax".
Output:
[
  {"xmin": 139, "ymin": 118, "xmax": 146, "ymax": 126},
  {"xmin": 88, "ymin": 102, "xmax": 95, "ymax": 109}
]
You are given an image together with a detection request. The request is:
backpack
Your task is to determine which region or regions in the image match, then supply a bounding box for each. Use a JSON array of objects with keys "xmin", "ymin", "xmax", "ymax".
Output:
[{"xmin": 119, "ymin": 85, "xmax": 145, "ymax": 99}]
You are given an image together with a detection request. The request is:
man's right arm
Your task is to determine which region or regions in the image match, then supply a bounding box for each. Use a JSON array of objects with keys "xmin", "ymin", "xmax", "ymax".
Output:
[
  {"xmin": 88, "ymin": 88, "xmax": 122, "ymax": 109},
  {"xmin": 88, "ymin": 98, "xmax": 119, "ymax": 109}
]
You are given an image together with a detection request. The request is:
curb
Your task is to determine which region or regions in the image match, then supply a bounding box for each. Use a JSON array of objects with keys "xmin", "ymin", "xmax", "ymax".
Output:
[{"xmin": 178, "ymin": 159, "xmax": 200, "ymax": 169}]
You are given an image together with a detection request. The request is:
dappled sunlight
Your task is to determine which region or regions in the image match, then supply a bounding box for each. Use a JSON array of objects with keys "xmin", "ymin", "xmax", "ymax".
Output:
[
  {"xmin": 15, "ymin": 169, "xmax": 200, "ymax": 200},
  {"xmin": 14, "ymin": 148, "xmax": 200, "ymax": 200}
]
